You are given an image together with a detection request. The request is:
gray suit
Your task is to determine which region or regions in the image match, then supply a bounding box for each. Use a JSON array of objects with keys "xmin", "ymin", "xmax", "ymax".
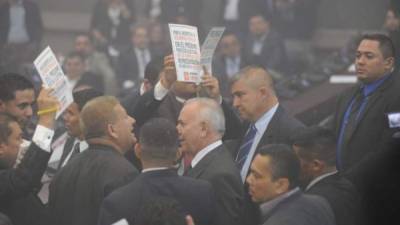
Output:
[
  {"xmin": 261, "ymin": 189, "xmax": 335, "ymax": 225},
  {"xmin": 186, "ymin": 144, "xmax": 244, "ymax": 225}
]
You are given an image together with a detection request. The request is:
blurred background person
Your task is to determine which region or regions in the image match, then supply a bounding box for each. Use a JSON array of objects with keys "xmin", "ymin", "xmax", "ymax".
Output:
[
  {"xmin": 117, "ymin": 23, "xmax": 153, "ymax": 93},
  {"xmin": 243, "ymin": 14, "xmax": 288, "ymax": 76},
  {"xmin": 0, "ymin": 0, "xmax": 43, "ymax": 73},
  {"xmin": 63, "ymin": 51, "xmax": 104, "ymax": 93},
  {"xmin": 74, "ymin": 33, "xmax": 118, "ymax": 95},
  {"xmin": 90, "ymin": 0, "xmax": 134, "ymax": 55}
]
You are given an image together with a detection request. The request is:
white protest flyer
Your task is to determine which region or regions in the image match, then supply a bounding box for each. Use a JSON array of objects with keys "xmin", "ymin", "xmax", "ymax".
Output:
[
  {"xmin": 200, "ymin": 27, "xmax": 225, "ymax": 75},
  {"xmin": 34, "ymin": 46, "xmax": 73, "ymax": 119},
  {"xmin": 169, "ymin": 23, "xmax": 202, "ymax": 83}
]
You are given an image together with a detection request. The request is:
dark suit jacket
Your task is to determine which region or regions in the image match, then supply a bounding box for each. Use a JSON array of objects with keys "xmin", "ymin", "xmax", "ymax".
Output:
[
  {"xmin": 332, "ymin": 74, "xmax": 400, "ymax": 187},
  {"xmin": 332, "ymin": 73, "xmax": 400, "ymax": 225},
  {"xmin": 243, "ymin": 30, "xmax": 287, "ymax": 73},
  {"xmin": 186, "ymin": 144, "xmax": 244, "ymax": 225},
  {"xmin": 212, "ymin": 55, "xmax": 248, "ymax": 99},
  {"xmin": 98, "ymin": 169, "xmax": 217, "ymax": 225},
  {"xmin": 223, "ymin": 103, "xmax": 305, "ymax": 225},
  {"xmin": 117, "ymin": 47, "xmax": 153, "ymax": 88},
  {"xmin": 0, "ymin": 0, "xmax": 43, "ymax": 46},
  {"xmin": 90, "ymin": 1, "xmax": 133, "ymax": 50},
  {"xmin": 306, "ymin": 173, "xmax": 361, "ymax": 225},
  {"xmin": 261, "ymin": 190, "xmax": 335, "ymax": 225},
  {"xmin": 219, "ymin": 0, "xmax": 259, "ymax": 33},
  {"xmin": 0, "ymin": 143, "xmax": 50, "ymax": 212},
  {"xmin": 146, "ymin": 0, "xmax": 202, "ymax": 27},
  {"xmin": 48, "ymin": 144, "xmax": 139, "ymax": 225}
]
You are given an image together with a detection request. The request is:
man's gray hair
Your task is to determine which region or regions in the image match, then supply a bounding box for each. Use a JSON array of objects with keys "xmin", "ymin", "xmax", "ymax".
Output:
[{"xmin": 185, "ymin": 98, "xmax": 225, "ymax": 135}]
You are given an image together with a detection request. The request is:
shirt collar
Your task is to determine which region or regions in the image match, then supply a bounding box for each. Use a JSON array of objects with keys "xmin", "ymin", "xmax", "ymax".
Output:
[
  {"xmin": 362, "ymin": 73, "xmax": 391, "ymax": 96},
  {"xmin": 254, "ymin": 103, "xmax": 279, "ymax": 132},
  {"xmin": 260, "ymin": 187, "xmax": 300, "ymax": 215},
  {"xmin": 142, "ymin": 167, "xmax": 170, "ymax": 173},
  {"xmin": 191, "ymin": 140, "xmax": 223, "ymax": 168},
  {"xmin": 305, "ymin": 170, "xmax": 338, "ymax": 191}
]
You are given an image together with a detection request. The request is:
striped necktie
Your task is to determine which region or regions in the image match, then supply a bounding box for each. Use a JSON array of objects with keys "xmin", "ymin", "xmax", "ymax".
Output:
[{"xmin": 236, "ymin": 124, "xmax": 257, "ymax": 170}]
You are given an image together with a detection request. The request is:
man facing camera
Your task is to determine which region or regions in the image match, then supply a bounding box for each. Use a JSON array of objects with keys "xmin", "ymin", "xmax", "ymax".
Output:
[
  {"xmin": 177, "ymin": 98, "xmax": 244, "ymax": 225},
  {"xmin": 0, "ymin": 88, "xmax": 59, "ymax": 218},
  {"xmin": 246, "ymin": 144, "xmax": 335, "ymax": 225}
]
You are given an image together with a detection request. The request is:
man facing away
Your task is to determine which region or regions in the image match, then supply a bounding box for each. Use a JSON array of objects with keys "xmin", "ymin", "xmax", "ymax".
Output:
[{"xmin": 98, "ymin": 118, "xmax": 217, "ymax": 225}]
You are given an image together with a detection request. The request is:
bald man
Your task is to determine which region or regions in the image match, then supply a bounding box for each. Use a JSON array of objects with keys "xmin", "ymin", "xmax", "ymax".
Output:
[{"xmin": 48, "ymin": 96, "xmax": 139, "ymax": 225}]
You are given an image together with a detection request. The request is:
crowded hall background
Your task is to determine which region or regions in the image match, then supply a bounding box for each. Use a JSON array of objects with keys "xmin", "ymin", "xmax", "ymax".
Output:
[{"xmin": 1, "ymin": 0, "xmax": 400, "ymax": 225}]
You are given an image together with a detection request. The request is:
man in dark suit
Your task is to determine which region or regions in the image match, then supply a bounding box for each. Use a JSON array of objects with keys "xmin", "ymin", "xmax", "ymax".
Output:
[
  {"xmin": 216, "ymin": 66, "xmax": 303, "ymax": 225},
  {"xmin": 213, "ymin": 32, "xmax": 248, "ymax": 100},
  {"xmin": 177, "ymin": 98, "xmax": 244, "ymax": 225},
  {"xmin": 0, "ymin": 0, "xmax": 43, "ymax": 71},
  {"xmin": 0, "ymin": 88, "xmax": 59, "ymax": 221},
  {"xmin": 292, "ymin": 126, "xmax": 361, "ymax": 225},
  {"xmin": 332, "ymin": 33, "xmax": 400, "ymax": 225},
  {"xmin": 117, "ymin": 24, "xmax": 153, "ymax": 92},
  {"xmin": 98, "ymin": 118, "xmax": 217, "ymax": 225},
  {"xmin": 243, "ymin": 14, "xmax": 287, "ymax": 74},
  {"xmin": 146, "ymin": 0, "xmax": 202, "ymax": 28},
  {"xmin": 48, "ymin": 96, "xmax": 139, "ymax": 225},
  {"xmin": 247, "ymin": 144, "xmax": 335, "ymax": 225},
  {"xmin": 219, "ymin": 0, "xmax": 258, "ymax": 36}
]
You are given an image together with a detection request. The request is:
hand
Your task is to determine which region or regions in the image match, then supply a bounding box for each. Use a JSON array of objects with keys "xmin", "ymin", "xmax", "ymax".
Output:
[
  {"xmin": 186, "ymin": 215, "xmax": 195, "ymax": 225},
  {"xmin": 92, "ymin": 29, "xmax": 107, "ymax": 44},
  {"xmin": 37, "ymin": 87, "xmax": 59, "ymax": 129},
  {"xmin": 200, "ymin": 66, "xmax": 221, "ymax": 101},
  {"xmin": 160, "ymin": 55, "xmax": 177, "ymax": 89}
]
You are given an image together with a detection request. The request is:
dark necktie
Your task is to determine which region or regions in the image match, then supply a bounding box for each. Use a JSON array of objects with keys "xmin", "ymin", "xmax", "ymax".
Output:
[
  {"xmin": 236, "ymin": 124, "xmax": 257, "ymax": 170},
  {"xmin": 70, "ymin": 143, "xmax": 81, "ymax": 161},
  {"xmin": 58, "ymin": 136, "xmax": 75, "ymax": 170},
  {"xmin": 337, "ymin": 89, "xmax": 366, "ymax": 169}
]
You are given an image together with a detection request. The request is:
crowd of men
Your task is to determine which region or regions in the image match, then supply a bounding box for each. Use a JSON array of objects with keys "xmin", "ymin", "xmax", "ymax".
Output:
[{"xmin": 1, "ymin": 1, "xmax": 400, "ymax": 225}]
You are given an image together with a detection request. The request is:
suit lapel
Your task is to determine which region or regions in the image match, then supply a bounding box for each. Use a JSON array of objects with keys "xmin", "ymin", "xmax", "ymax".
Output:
[
  {"xmin": 256, "ymin": 105, "xmax": 283, "ymax": 150},
  {"xmin": 336, "ymin": 85, "xmax": 361, "ymax": 133},
  {"xmin": 186, "ymin": 145, "xmax": 222, "ymax": 178},
  {"xmin": 348, "ymin": 76, "xmax": 394, "ymax": 139}
]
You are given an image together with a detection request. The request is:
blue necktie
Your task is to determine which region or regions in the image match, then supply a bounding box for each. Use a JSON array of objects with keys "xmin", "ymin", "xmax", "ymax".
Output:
[{"xmin": 236, "ymin": 124, "xmax": 257, "ymax": 170}]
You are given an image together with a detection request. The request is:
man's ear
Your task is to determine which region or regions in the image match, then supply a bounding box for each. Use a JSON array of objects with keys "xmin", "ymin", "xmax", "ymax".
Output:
[
  {"xmin": 275, "ymin": 178, "xmax": 290, "ymax": 195},
  {"xmin": 0, "ymin": 143, "xmax": 6, "ymax": 158},
  {"xmin": 134, "ymin": 143, "xmax": 141, "ymax": 160},
  {"xmin": 311, "ymin": 159, "xmax": 325, "ymax": 174},
  {"xmin": 0, "ymin": 100, "xmax": 6, "ymax": 112},
  {"xmin": 384, "ymin": 57, "xmax": 395, "ymax": 70},
  {"xmin": 107, "ymin": 124, "xmax": 118, "ymax": 139}
]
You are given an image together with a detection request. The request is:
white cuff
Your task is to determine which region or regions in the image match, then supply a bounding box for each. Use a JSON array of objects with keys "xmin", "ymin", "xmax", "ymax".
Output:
[
  {"xmin": 32, "ymin": 125, "xmax": 55, "ymax": 152},
  {"xmin": 154, "ymin": 81, "xmax": 169, "ymax": 101}
]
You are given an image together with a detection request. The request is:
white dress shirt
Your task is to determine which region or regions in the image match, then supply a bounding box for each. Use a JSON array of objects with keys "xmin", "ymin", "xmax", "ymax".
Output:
[
  {"xmin": 240, "ymin": 104, "xmax": 279, "ymax": 182},
  {"xmin": 224, "ymin": 0, "xmax": 240, "ymax": 21},
  {"xmin": 7, "ymin": 0, "xmax": 29, "ymax": 44},
  {"xmin": 32, "ymin": 125, "xmax": 55, "ymax": 152},
  {"xmin": 191, "ymin": 140, "xmax": 223, "ymax": 168},
  {"xmin": 305, "ymin": 171, "xmax": 338, "ymax": 191}
]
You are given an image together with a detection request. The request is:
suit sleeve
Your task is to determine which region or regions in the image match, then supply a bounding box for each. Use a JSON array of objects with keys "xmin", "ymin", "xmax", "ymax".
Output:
[
  {"xmin": 221, "ymin": 100, "xmax": 243, "ymax": 140},
  {"xmin": 131, "ymin": 89, "xmax": 163, "ymax": 127},
  {"xmin": 0, "ymin": 143, "xmax": 51, "ymax": 201},
  {"xmin": 97, "ymin": 197, "xmax": 120, "ymax": 225},
  {"xmin": 210, "ymin": 173, "xmax": 243, "ymax": 225}
]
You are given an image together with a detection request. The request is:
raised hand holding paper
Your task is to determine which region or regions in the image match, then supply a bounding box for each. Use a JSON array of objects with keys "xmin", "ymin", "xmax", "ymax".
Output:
[{"xmin": 34, "ymin": 46, "xmax": 73, "ymax": 119}]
